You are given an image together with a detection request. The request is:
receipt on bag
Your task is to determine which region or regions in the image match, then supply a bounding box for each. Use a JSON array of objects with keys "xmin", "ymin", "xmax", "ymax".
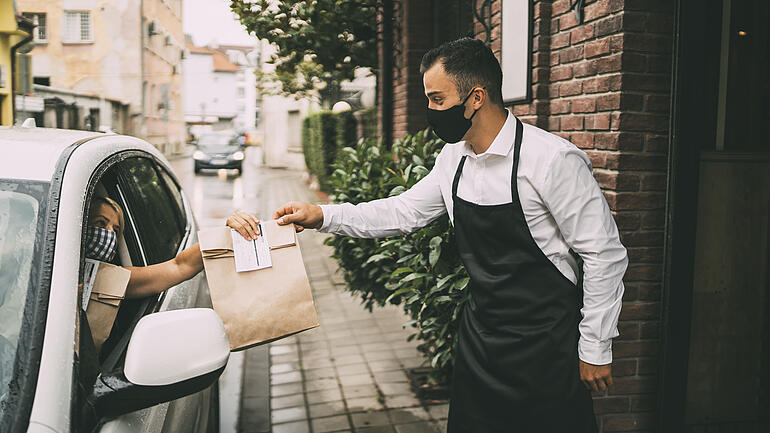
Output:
[{"xmin": 231, "ymin": 227, "xmax": 272, "ymax": 272}]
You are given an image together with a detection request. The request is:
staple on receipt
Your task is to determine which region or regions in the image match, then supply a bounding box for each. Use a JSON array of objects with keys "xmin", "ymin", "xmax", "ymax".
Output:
[{"xmin": 231, "ymin": 228, "xmax": 272, "ymax": 272}]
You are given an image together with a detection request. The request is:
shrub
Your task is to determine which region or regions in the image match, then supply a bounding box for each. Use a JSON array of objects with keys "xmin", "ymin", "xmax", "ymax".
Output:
[
  {"xmin": 302, "ymin": 110, "xmax": 362, "ymax": 192},
  {"xmin": 325, "ymin": 129, "xmax": 468, "ymax": 384},
  {"xmin": 358, "ymin": 107, "xmax": 377, "ymax": 140}
]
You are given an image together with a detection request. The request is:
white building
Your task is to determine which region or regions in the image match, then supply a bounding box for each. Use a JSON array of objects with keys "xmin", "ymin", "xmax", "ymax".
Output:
[{"xmin": 183, "ymin": 40, "xmax": 240, "ymax": 134}]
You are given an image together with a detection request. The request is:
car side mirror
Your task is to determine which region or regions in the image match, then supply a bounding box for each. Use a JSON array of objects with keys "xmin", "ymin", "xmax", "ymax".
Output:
[{"xmin": 80, "ymin": 309, "xmax": 230, "ymax": 429}]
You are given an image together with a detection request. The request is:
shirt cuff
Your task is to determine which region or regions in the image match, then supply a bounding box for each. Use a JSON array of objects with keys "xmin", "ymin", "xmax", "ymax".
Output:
[
  {"xmin": 578, "ymin": 337, "xmax": 613, "ymax": 365},
  {"xmin": 318, "ymin": 204, "xmax": 337, "ymax": 233}
]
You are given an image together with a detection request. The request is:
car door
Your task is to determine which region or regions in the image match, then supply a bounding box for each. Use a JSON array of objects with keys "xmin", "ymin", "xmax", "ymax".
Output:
[{"xmin": 94, "ymin": 155, "xmax": 213, "ymax": 433}]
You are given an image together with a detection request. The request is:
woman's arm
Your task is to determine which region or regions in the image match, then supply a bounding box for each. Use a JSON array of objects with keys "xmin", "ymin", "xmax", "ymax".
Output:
[{"xmin": 124, "ymin": 243, "xmax": 203, "ymax": 299}]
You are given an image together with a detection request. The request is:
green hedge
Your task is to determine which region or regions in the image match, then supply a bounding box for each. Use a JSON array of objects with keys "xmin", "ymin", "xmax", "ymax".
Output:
[
  {"xmin": 302, "ymin": 110, "xmax": 359, "ymax": 192},
  {"xmin": 358, "ymin": 107, "xmax": 377, "ymax": 140},
  {"xmin": 325, "ymin": 129, "xmax": 468, "ymax": 384}
]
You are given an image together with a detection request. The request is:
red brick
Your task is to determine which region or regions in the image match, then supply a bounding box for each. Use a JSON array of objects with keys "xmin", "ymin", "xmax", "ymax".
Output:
[
  {"xmin": 621, "ymin": 12, "xmax": 648, "ymax": 32},
  {"xmin": 512, "ymin": 104, "xmax": 531, "ymax": 116},
  {"xmin": 624, "ymin": 73, "xmax": 671, "ymax": 92},
  {"xmin": 571, "ymin": 132, "xmax": 595, "ymax": 148},
  {"xmin": 593, "ymin": 396, "xmax": 630, "ymax": 414},
  {"xmin": 571, "ymin": 24, "xmax": 595, "ymax": 43},
  {"xmin": 596, "ymin": 53, "xmax": 622, "ymax": 73},
  {"xmin": 587, "ymin": 150, "xmax": 608, "ymax": 168},
  {"xmin": 551, "ymin": 32, "xmax": 570, "ymax": 50},
  {"xmin": 586, "ymin": 113, "xmax": 611, "ymax": 130},
  {"xmin": 595, "ymin": 14, "xmax": 622, "ymax": 37},
  {"xmin": 533, "ymin": 100, "xmax": 550, "ymax": 115},
  {"xmin": 597, "ymin": 93, "xmax": 621, "ymax": 111},
  {"xmin": 641, "ymin": 173, "xmax": 667, "ymax": 191},
  {"xmin": 559, "ymin": 12, "xmax": 579, "ymax": 30},
  {"xmin": 637, "ymin": 357, "xmax": 659, "ymax": 375},
  {"xmin": 612, "ymin": 212, "xmax": 641, "ymax": 230},
  {"xmin": 613, "ymin": 113, "xmax": 668, "ymax": 132},
  {"xmin": 619, "ymin": 230, "xmax": 663, "ymax": 247},
  {"xmin": 644, "ymin": 134, "xmax": 669, "ymax": 152},
  {"xmin": 647, "ymin": 13, "xmax": 674, "ymax": 33},
  {"xmin": 552, "ymin": 0, "xmax": 572, "ymax": 15},
  {"xmin": 595, "ymin": 171, "xmax": 640, "ymax": 191},
  {"xmin": 560, "ymin": 45, "xmax": 585, "ymax": 63},
  {"xmin": 550, "ymin": 52, "xmax": 561, "ymax": 66},
  {"xmin": 562, "ymin": 115, "xmax": 585, "ymax": 131},
  {"xmin": 616, "ymin": 153, "xmax": 666, "ymax": 170},
  {"xmin": 621, "ymin": 52, "xmax": 647, "ymax": 72},
  {"xmin": 585, "ymin": 37, "xmax": 611, "ymax": 58},
  {"xmin": 602, "ymin": 412, "xmax": 655, "ymax": 431},
  {"xmin": 548, "ymin": 116, "xmax": 561, "ymax": 131},
  {"xmin": 532, "ymin": 66, "xmax": 550, "ymax": 84},
  {"xmin": 612, "ymin": 341, "xmax": 659, "ymax": 359},
  {"xmin": 572, "ymin": 97, "xmax": 596, "ymax": 113},
  {"xmin": 619, "ymin": 94, "xmax": 645, "ymax": 111},
  {"xmin": 550, "ymin": 99, "xmax": 571, "ymax": 114},
  {"xmin": 630, "ymin": 394, "xmax": 657, "ymax": 412},
  {"xmin": 550, "ymin": 65, "xmax": 573, "ymax": 81},
  {"xmin": 611, "ymin": 191, "xmax": 665, "ymax": 210},
  {"xmin": 533, "ymin": 51, "xmax": 550, "ymax": 67},
  {"xmin": 611, "ymin": 359, "xmax": 638, "ymax": 377},
  {"xmin": 583, "ymin": 74, "xmax": 622, "ymax": 93},
  {"xmin": 644, "ymin": 94, "xmax": 670, "ymax": 113},
  {"xmin": 617, "ymin": 322, "xmax": 640, "ymax": 340},
  {"xmin": 574, "ymin": 60, "xmax": 598, "ymax": 78},
  {"xmin": 624, "ymin": 263, "xmax": 663, "ymax": 281},
  {"xmin": 584, "ymin": 0, "xmax": 611, "ymax": 22},
  {"xmin": 624, "ymin": 33, "xmax": 672, "ymax": 53},
  {"xmin": 627, "ymin": 246, "xmax": 664, "ymax": 263},
  {"xmin": 639, "ymin": 321, "xmax": 660, "ymax": 340},
  {"xmin": 641, "ymin": 210, "xmax": 665, "ymax": 230},
  {"xmin": 637, "ymin": 282, "xmax": 662, "ymax": 301},
  {"xmin": 560, "ymin": 81, "xmax": 583, "ymax": 96},
  {"xmin": 609, "ymin": 34, "xmax": 626, "ymax": 52}
]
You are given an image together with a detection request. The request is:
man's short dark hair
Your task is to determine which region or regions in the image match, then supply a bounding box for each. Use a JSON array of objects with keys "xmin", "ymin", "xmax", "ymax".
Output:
[{"xmin": 420, "ymin": 37, "xmax": 504, "ymax": 106}]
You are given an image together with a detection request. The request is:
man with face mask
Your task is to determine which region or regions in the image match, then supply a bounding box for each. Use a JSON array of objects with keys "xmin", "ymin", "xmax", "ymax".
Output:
[{"xmin": 270, "ymin": 38, "xmax": 627, "ymax": 432}]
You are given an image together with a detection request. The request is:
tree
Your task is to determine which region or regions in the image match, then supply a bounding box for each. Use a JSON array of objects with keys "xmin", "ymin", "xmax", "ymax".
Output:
[{"xmin": 230, "ymin": 0, "xmax": 379, "ymax": 102}]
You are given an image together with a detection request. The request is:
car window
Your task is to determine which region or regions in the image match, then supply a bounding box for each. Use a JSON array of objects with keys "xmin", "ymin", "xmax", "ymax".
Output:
[
  {"xmin": 157, "ymin": 167, "xmax": 187, "ymax": 230},
  {"xmin": 0, "ymin": 181, "xmax": 47, "ymax": 416},
  {"xmin": 120, "ymin": 157, "xmax": 184, "ymax": 264}
]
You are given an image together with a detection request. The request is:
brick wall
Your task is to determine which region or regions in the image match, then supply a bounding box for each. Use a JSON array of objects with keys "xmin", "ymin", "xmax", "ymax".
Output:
[{"xmin": 481, "ymin": 1, "xmax": 675, "ymax": 431}]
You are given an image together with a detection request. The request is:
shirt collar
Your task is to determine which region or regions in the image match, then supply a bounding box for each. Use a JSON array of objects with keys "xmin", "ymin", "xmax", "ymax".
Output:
[{"xmin": 461, "ymin": 111, "xmax": 516, "ymax": 158}]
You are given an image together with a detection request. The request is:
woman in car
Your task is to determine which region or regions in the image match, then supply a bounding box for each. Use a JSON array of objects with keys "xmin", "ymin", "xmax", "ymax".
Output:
[{"xmin": 86, "ymin": 196, "xmax": 261, "ymax": 298}]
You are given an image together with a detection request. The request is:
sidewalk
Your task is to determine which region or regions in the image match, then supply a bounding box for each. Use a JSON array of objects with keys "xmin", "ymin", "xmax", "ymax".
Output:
[{"xmin": 238, "ymin": 171, "xmax": 449, "ymax": 433}]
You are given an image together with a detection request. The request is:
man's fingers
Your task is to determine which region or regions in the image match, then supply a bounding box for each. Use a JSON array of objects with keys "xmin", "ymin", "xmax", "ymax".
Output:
[
  {"xmin": 273, "ymin": 203, "xmax": 295, "ymax": 220},
  {"xmin": 590, "ymin": 379, "xmax": 600, "ymax": 393},
  {"xmin": 277, "ymin": 211, "xmax": 301, "ymax": 225},
  {"xmin": 597, "ymin": 378, "xmax": 607, "ymax": 393},
  {"xmin": 244, "ymin": 214, "xmax": 261, "ymax": 237},
  {"xmin": 233, "ymin": 215, "xmax": 257, "ymax": 239}
]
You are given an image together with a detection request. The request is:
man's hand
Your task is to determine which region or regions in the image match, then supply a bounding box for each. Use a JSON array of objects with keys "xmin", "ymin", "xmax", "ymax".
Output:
[
  {"xmin": 273, "ymin": 201, "xmax": 324, "ymax": 232},
  {"xmin": 579, "ymin": 360, "xmax": 613, "ymax": 393},
  {"xmin": 226, "ymin": 211, "xmax": 261, "ymax": 240}
]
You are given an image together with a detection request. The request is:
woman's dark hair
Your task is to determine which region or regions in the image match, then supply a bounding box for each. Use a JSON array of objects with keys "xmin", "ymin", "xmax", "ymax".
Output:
[{"xmin": 420, "ymin": 37, "xmax": 504, "ymax": 106}]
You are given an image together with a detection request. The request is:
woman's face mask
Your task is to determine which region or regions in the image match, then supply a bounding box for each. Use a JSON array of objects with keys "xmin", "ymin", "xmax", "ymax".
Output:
[{"xmin": 85, "ymin": 226, "xmax": 117, "ymax": 262}]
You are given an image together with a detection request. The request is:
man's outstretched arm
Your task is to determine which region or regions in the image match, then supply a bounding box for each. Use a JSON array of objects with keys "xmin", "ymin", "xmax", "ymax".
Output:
[{"xmin": 274, "ymin": 168, "xmax": 446, "ymax": 238}]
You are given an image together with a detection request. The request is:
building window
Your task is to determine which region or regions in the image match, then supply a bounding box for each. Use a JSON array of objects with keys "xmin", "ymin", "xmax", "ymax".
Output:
[
  {"xmin": 63, "ymin": 11, "xmax": 93, "ymax": 43},
  {"xmin": 500, "ymin": 0, "xmax": 531, "ymax": 103},
  {"xmin": 237, "ymin": 87, "xmax": 245, "ymax": 98},
  {"xmin": 22, "ymin": 13, "xmax": 47, "ymax": 43}
]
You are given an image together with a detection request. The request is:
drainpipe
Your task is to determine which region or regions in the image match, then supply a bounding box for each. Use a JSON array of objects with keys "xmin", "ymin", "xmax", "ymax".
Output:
[
  {"xmin": 381, "ymin": 0, "xmax": 394, "ymax": 148},
  {"xmin": 10, "ymin": 17, "xmax": 34, "ymax": 125}
]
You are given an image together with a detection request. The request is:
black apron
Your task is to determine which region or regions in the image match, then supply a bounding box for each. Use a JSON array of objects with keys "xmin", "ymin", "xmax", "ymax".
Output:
[{"xmin": 446, "ymin": 118, "xmax": 597, "ymax": 433}]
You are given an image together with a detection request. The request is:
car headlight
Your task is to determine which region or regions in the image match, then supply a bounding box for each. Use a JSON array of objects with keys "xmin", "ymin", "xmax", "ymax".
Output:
[
  {"xmin": 231, "ymin": 151, "xmax": 245, "ymax": 161},
  {"xmin": 193, "ymin": 151, "xmax": 206, "ymax": 160}
]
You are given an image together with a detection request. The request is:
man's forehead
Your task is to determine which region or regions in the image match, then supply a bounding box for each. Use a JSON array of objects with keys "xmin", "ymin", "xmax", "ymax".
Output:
[{"xmin": 423, "ymin": 62, "xmax": 456, "ymax": 95}]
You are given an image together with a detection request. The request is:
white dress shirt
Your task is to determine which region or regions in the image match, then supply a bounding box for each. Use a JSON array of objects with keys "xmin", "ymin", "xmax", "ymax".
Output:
[{"xmin": 319, "ymin": 112, "xmax": 627, "ymax": 365}]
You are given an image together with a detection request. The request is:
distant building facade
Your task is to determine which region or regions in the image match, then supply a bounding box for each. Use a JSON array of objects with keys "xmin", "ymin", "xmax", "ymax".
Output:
[{"xmin": 17, "ymin": 0, "xmax": 185, "ymax": 154}]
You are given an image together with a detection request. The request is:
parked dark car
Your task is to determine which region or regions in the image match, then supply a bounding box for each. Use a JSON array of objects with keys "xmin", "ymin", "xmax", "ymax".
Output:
[{"xmin": 193, "ymin": 133, "xmax": 245, "ymax": 175}]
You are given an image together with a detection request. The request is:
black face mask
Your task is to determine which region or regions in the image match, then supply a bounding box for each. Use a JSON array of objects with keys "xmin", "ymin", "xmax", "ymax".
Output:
[{"xmin": 426, "ymin": 90, "xmax": 479, "ymax": 143}]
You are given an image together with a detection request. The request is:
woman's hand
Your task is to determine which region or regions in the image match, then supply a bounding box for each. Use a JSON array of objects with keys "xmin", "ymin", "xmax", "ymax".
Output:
[{"xmin": 227, "ymin": 211, "xmax": 261, "ymax": 240}]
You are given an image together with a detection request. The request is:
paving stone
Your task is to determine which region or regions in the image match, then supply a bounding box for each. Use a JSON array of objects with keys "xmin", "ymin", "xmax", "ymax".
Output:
[
  {"xmin": 240, "ymin": 396, "xmax": 270, "ymax": 432},
  {"xmin": 271, "ymin": 362, "xmax": 301, "ymax": 374},
  {"xmin": 311, "ymin": 415, "xmax": 352, "ymax": 433},
  {"xmin": 373, "ymin": 370, "xmax": 408, "ymax": 384},
  {"xmin": 394, "ymin": 421, "xmax": 443, "ymax": 433},
  {"xmin": 271, "ymin": 382, "xmax": 304, "ymax": 397},
  {"xmin": 351, "ymin": 410, "xmax": 392, "ymax": 428},
  {"xmin": 308, "ymin": 400, "xmax": 347, "ymax": 419},
  {"xmin": 336, "ymin": 362, "xmax": 369, "ymax": 377},
  {"xmin": 303, "ymin": 357, "xmax": 334, "ymax": 369},
  {"xmin": 333, "ymin": 354, "xmax": 366, "ymax": 366},
  {"xmin": 345, "ymin": 396, "xmax": 386, "ymax": 413},
  {"xmin": 270, "ymin": 345, "xmax": 298, "ymax": 355},
  {"xmin": 304, "ymin": 378, "xmax": 340, "ymax": 392},
  {"xmin": 304, "ymin": 366, "xmax": 337, "ymax": 380},
  {"xmin": 387, "ymin": 407, "xmax": 432, "ymax": 424},
  {"xmin": 357, "ymin": 426, "xmax": 396, "ymax": 433},
  {"xmin": 272, "ymin": 406, "xmax": 308, "ymax": 424},
  {"xmin": 384, "ymin": 394, "xmax": 421, "ymax": 409},
  {"xmin": 425, "ymin": 403, "xmax": 449, "ymax": 420},
  {"xmin": 271, "ymin": 393, "xmax": 306, "ymax": 410},
  {"xmin": 272, "ymin": 420, "xmax": 310, "ymax": 433},
  {"xmin": 272, "ymin": 353, "xmax": 300, "ymax": 363},
  {"xmin": 272, "ymin": 371, "xmax": 303, "ymax": 385},
  {"xmin": 368, "ymin": 359, "xmax": 403, "ymax": 372},
  {"xmin": 301, "ymin": 348, "xmax": 332, "ymax": 360},
  {"xmin": 341, "ymin": 384, "xmax": 380, "ymax": 399},
  {"xmin": 306, "ymin": 388, "xmax": 344, "ymax": 405},
  {"xmin": 339, "ymin": 373, "xmax": 374, "ymax": 387},
  {"xmin": 330, "ymin": 345, "xmax": 361, "ymax": 357},
  {"xmin": 365, "ymin": 350, "xmax": 398, "ymax": 362},
  {"xmin": 379, "ymin": 382, "xmax": 412, "ymax": 397}
]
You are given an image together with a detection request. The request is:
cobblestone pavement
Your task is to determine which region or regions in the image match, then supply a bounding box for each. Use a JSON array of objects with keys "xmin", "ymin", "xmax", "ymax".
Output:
[{"xmin": 235, "ymin": 165, "xmax": 449, "ymax": 433}]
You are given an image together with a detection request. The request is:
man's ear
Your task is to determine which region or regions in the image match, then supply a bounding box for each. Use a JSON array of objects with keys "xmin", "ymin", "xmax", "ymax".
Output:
[{"xmin": 470, "ymin": 87, "xmax": 487, "ymax": 110}]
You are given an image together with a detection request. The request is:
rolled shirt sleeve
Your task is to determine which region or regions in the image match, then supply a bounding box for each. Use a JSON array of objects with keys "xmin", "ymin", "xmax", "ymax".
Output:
[
  {"xmin": 319, "ymin": 166, "xmax": 447, "ymax": 238},
  {"xmin": 540, "ymin": 149, "xmax": 628, "ymax": 365}
]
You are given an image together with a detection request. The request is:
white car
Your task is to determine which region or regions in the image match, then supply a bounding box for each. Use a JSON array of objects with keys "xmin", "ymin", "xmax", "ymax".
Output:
[{"xmin": 0, "ymin": 126, "xmax": 229, "ymax": 433}]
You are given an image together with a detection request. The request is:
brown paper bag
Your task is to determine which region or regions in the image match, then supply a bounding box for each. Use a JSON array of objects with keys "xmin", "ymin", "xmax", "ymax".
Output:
[
  {"xmin": 199, "ymin": 220, "xmax": 319, "ymax": 351},
  {"xmin": 84, "ymin": 261, "xmax": 130, "ymax": 352}
]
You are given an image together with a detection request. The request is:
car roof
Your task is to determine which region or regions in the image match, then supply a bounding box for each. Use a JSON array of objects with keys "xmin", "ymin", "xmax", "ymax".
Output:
[{"xmin": 0, "ymin": 127, "xmax": 108, "ymax": 182}]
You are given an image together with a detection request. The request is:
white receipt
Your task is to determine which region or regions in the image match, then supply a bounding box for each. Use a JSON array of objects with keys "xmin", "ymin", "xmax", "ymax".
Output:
[
  {"xmin": 82, "ymin": 259, "xmax": 100, "ymax": 310},
  {"xmin": 231, "ymin": 228, "xmax": 272, "ymax": 272}
]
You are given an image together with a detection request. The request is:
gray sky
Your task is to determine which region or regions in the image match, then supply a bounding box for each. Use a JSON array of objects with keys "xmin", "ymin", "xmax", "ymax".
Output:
[{"xmin": 183, "ymin": 0, "xmax": 258, "ymax": 47}]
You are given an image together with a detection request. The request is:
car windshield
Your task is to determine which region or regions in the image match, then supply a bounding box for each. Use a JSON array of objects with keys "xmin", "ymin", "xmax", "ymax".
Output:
[
  {"xmin": 197, "ymin": 134, "xmax": 239, "ymax": 151},
  {"xmin": 0, "ymin": 180, "xmax": 47, "ymax": 412}
]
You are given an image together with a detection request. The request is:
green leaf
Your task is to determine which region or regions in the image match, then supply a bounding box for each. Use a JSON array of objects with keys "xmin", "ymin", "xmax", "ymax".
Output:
[{"xmin": 390, "ymin": 267, "xmax": 413, "ymax": 278}]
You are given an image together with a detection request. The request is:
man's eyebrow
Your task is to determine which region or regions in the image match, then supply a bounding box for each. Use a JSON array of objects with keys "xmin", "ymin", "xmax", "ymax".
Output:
[{"xmin": 426, "ymin": 91, "xmax": 444, "ymax": 97}]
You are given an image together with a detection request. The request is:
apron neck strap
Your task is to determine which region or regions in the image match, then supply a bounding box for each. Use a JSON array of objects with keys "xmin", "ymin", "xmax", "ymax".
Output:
[
  {"xmin": 511, "ymin": 118, "xmax": 524, "ymax": 203},
  {"xmin": 452, "ymin": 155, "xmax": 468, "ymax": 198}
]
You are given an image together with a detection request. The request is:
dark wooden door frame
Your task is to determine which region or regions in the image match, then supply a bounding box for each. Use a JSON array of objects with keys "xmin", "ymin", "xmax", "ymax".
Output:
[{"xmin": 657, "ymin": 0, "xmax": 708, "ymax": 430}]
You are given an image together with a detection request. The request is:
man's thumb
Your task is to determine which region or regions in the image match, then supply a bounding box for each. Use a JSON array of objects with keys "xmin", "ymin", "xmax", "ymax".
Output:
[{"xmin": 277, "ymin": 212, "xmax": 299, "ymax": 225}]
